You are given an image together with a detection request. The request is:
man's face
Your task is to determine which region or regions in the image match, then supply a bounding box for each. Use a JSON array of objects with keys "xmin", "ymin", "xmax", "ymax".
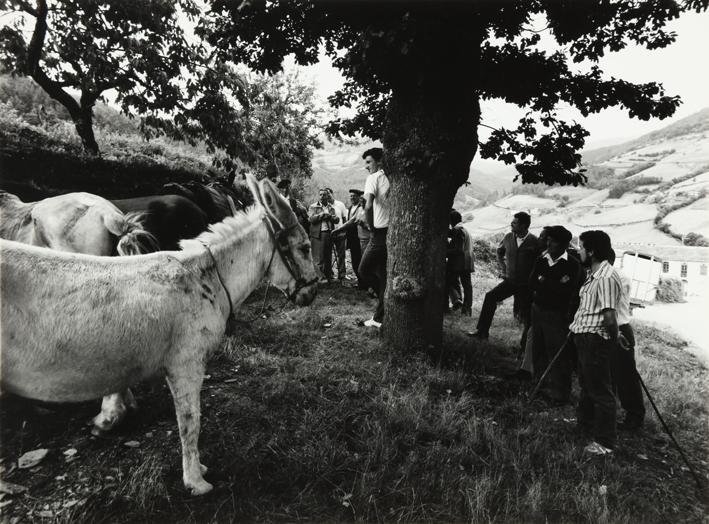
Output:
[
  {"xmin": 511, "ymin": 218, "xmax": 521, "ymax": 235},
  {"xmin": 349, "ymin": 192, "xmax": 359, "ymax": 205},
  {"xmin": 364, "ymin": 155, "xmax": 380, "ymax": 174},
  {"xmin": 319, "ymin": 190, "xmax": 328, "ymax": 203},
  {"xmin": 278, "ymin": 186, "xmax": 287, "ymax": 197},
  {"xmin": 548, "ymin": 238, "xmax": 565, "ymax": 258}
]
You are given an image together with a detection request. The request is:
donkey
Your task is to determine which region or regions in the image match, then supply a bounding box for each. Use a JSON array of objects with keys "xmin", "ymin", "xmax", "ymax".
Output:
[{"xmin": 0, "ymin": 175, "xmax": 318, "ymax": 495}]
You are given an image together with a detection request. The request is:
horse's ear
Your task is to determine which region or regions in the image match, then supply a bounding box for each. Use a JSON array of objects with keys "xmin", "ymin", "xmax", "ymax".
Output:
[
  {"xmin": 245, "ymin": 173, "xmax": 264, "ymax": 208},
  {"xmin": 259, "ymin": 178, "xmax": 295, "ymax": 228}
]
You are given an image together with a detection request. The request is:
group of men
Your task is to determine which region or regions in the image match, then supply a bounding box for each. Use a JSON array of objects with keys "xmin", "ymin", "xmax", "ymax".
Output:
[
  {"xmin": 279, "ymin": 151, "xmax": 643, "ymax": 456},
  {"xmin": 470, "ymin": 212, "xmax": 645, "ymax": 455},
  {"xmin": 276, "ymin": 147, "xmax": 389, "ymax": 329}
]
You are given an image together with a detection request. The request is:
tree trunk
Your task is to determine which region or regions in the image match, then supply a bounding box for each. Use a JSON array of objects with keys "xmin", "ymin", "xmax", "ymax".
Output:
[
  {"xmin": 71, "ymin": 106, "xmax": 100, "ymax": 156},
  {"xmin": 381, "ymin": 89, "xmax": 480, "ymax": 352}
]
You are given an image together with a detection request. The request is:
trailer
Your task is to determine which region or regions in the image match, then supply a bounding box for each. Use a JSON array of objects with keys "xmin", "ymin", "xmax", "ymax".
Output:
[{"xmin": 616, "ymin": 250, "xmax": 663, "ymax": 307}]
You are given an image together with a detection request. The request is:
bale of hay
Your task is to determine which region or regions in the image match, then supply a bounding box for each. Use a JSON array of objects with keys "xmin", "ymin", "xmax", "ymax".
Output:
[{"xmin": 656, "ymin": 276, "xmax": 685, "ymax": 303}]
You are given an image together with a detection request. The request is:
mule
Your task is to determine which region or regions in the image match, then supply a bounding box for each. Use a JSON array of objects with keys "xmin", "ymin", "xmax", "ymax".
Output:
[
  {"xmin": 0, "ymin": 175, "xmax": 318, "ymax": 495},
  {"xmin": 0, "ymin": 191, "xmax": 156, "ymax": 256},
  {"xmin": 0, "ymin": 190, "xmax": 160, "ymax": 433}
]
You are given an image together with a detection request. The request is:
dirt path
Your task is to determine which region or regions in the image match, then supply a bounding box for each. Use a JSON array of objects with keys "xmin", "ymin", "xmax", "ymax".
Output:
[{"xmin": 633, "ymin": 295, "xmax": 709, "ymax": 366}]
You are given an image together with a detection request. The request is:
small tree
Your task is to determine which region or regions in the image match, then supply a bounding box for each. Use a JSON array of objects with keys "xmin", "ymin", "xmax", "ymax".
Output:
[{"xmin": 0, "ymin": 0, "xmax": 246, "ymax": 156}]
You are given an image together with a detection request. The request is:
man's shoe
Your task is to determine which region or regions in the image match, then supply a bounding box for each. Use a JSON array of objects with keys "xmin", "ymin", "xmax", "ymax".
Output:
[
  {"xmin": 617, "ymin": 419, "xmax": 643, "ymax": 431},
  {"xmin": 363, "ymin": 318, "xmax": 382, "ymax": 328},
  {"xmin": 451, "ymin": 302, "xmax": 463, "ymax": 312},
  {"xmin": 461, "ymin": 308, "xmax": 472, "ymax": 317},
  {"xmin": 583, "ymin": 441, "xmax": 614, "ymax": 456},
  {"xmin": 467, "ymin": 330, "xmax": 488, "ymax": 339}
]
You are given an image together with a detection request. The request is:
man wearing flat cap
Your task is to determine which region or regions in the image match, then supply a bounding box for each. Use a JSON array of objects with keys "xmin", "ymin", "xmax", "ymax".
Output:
[
  {"xmin": 333, "ymin": 188, "xmax": 368, "ymax": 288},
  {"xmin": 528, "ymin": 225, "xmax": 582, "ymax": 404},
  {"xmin": 277, "ymin": 179, "xmax": 309, "ymax": 231}
]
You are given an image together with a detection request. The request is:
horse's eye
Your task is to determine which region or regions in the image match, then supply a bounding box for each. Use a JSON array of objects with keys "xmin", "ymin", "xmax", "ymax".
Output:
[{"xmin": 300, "ymin": 245, "xmax": 310, "ymax": 256}]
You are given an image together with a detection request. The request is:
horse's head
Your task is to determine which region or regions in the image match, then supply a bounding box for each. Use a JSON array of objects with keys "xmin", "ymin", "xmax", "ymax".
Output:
[{"xmin": 246, "ymin": 174, "xmax": 318, "ymax": 306}]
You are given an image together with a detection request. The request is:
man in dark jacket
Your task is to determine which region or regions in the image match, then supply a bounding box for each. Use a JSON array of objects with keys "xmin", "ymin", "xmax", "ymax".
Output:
[
  {"xmin": 470, "ymin": 211, "xmax": 539, "ymax": 348},
  {"xmin": 528, "ymin": 225, "xmax": 583, "ymax": 404},
  {"xmin": 446, "ymin": 210, "xmax": 474, "ymax": 315}
]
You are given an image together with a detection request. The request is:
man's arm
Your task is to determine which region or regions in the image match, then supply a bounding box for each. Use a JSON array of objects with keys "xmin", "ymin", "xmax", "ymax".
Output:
[
  {"xmin": 602, "ymin": 309, "xmax": 620, "ymax": 343},
  {"xmin": 496, "ymin": 236, "xmax": 507, "ymax": 277},
  {"xmin": 308, "ymin": 206, "xmax": 324, "ymax": 224},
  {"xmin": 364, "ymin": 193, "xmax": 375, "ymax": 231}
]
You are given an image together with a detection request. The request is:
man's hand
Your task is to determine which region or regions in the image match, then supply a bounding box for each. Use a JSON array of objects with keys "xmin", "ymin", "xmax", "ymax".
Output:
[{"xmin": 618, "ymin": 333, "xmax": 630, "ymax": 351}]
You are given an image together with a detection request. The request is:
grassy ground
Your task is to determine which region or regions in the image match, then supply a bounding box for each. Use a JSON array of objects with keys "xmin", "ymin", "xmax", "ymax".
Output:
[{"xmin": 1, "ymin": 275, "xmax": 708, "ymax": 523}]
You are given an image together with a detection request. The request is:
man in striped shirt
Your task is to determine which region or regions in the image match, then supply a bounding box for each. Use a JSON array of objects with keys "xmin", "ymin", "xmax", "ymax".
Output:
[{"xmin": 569, "ymin": 230, "xmax": 629, "ymax": 455}]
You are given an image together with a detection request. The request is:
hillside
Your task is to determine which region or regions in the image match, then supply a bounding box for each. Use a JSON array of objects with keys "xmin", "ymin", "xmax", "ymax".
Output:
[{"xmin": 464, "ymin": 108, "xmax": 709, "ymax": 245}]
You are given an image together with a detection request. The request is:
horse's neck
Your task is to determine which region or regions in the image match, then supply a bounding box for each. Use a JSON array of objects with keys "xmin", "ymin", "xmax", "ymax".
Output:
[{"xmin": 204, "ymin": 215, "xmax": 273, "ymax": 307}]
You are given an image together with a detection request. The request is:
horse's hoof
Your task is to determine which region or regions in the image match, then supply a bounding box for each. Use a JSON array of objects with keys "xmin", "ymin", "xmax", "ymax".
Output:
[{"xmin": 186, "ymin": 478, "xmax": 213, "ymax": 496}]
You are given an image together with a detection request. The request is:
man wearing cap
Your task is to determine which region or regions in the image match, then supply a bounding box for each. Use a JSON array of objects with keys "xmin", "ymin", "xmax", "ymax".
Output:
[
  {"xmin": 277, "ymin": 178, "xmax": 309, "ymax": 231},
  {"xmin": 309, "ymin": 187, "xmax": 340, "ymax": 283},
  {"xmin": 528, "ymin": 225, "xmax": 582, "ymax": 404}
]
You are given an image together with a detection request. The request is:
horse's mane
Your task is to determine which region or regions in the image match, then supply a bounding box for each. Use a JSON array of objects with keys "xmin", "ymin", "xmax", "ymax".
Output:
[{"xmin": 179, "ymin": 205, "xmax": 265, "ymax": 252}]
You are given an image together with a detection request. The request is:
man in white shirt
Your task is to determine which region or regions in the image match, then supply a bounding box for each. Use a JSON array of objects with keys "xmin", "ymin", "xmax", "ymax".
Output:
[{"xmin": 359, "ymin": 147, "xmax": 389, "ymax": 328}]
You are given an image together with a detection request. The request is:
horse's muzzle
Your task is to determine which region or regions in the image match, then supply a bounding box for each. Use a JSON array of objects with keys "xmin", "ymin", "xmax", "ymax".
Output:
[{"xmin": 293, "ymin": 283, "xmax": 317, "ymax": 306}]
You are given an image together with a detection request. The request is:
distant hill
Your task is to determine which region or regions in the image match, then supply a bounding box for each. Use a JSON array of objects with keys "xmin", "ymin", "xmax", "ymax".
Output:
[
  {"xmin": 582, "ymin": 107, "xmax": 709, "ymax": 165},
  {"xmin": 465, "ymin": 107, "xmax": 709, "ymax": 245}
]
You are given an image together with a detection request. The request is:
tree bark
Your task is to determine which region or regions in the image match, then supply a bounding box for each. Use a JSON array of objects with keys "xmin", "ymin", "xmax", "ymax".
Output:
[
  {"xmin": 71, "ymin": 105, "xmax": 100, "ymax": 156},
  {"xmin": 381, "ymin": 88, "xmax": 480, "ymax": 352}
]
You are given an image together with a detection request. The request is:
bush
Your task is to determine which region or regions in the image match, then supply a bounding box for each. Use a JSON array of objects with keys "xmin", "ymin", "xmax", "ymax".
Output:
[
  {"xmin": 683, "ymin": 232, "xmax": 709, "ymax": 247},
  {"xmin": 608, "ymin": 176, "xmax": 662, "ymax": 199},
  {"xmin": 656, "ymin": 277, "xmax": 685, "ymax": 303}
]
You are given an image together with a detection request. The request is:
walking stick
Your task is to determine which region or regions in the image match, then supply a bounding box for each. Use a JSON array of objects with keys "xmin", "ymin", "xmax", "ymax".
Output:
[
  {"xmin": 529, "ymin": 337, "xmax": 569, "ymax": 400},
  {"xmin": 635, "ymin": 369, "xmax": 704, "ymax": 490}
]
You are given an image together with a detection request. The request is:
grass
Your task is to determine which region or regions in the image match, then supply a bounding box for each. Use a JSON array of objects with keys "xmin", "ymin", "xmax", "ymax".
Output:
[{"xmin": 1, "ymin": 276, "xmax": 708, "ymax": 523}]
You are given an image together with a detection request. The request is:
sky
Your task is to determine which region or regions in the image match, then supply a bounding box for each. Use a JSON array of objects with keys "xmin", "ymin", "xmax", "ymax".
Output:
[{"xmin": 295, "ymin": 9, "xmax": 709, "ymax": 169}]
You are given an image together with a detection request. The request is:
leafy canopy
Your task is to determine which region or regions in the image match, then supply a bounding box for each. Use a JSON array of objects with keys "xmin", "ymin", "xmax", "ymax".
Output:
[{"xmin": 201, "ymin": 0, "xmax": 708, "ymax": 185}]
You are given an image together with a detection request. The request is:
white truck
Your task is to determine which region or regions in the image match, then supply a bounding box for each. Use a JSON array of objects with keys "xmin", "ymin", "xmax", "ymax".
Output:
[{"xmin": 615, "ymin": 250, "xmax": 663, "ymax": 307}]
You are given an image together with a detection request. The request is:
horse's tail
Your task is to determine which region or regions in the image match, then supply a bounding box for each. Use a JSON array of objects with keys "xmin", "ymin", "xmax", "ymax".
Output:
[{"xmin": 115, "ymin": 213, "xmax": 160, "ymax": 256}]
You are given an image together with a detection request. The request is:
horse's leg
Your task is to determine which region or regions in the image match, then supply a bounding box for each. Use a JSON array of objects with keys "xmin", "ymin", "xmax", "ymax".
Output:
[
  {"xmin": 92, "ymin": 390, "xmax": 134, "ymax": 434},
  {"xmin": 165, "ymin": 360, "xmax": 212, "ymax": 495}
]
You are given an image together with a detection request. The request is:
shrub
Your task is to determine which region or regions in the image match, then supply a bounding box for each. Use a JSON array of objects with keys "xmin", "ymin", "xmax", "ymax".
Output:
[
  {"xmin": 608, "ymin": 176, "xmax": 662, "ymax": 199},
  {"xmin": 683, "ymin": 232, "xmax": 709, "ymax": 247},
  {"xmin": 656, "ymin": 277, "xmax": 685, "ymax": 303}
]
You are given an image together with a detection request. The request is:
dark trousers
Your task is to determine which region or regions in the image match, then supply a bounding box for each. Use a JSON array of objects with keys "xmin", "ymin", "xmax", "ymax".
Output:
[
  {"xmin": 358, "ymin": 228, "xmax": 387, "ymax": 322},
  {"xmin": 334, "ymin": 234, "xmax": 347, "ymax": 279},
  {"xmin": 575, "ymin": 333, "xmax": 617, "ymax": 449},
  {"xmin": 476, "ymin": 279, "xmax": 531, "ymax": 348},
  {"xmin": 312, "ymin": 231, "xmax": 333, "ymax": 279},
  {"xmin": 348, "ymin": 236, "xmax": 363, "ymax": 288},
  {"xmin": 612, "ymin": 324, "xmax": 645, "ymax": 424},
  {"xmin": 446, "ymin": 269, "xmax": 472, "ymax": 311},
  {"xmin": 531, "ymin": 304, "xmax": 571, "ymax": 402}
]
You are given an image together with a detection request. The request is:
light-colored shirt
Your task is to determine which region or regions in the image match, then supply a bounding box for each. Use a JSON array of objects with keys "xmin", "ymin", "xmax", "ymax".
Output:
[
  {"xmin": 516, "ymin": 232, "xmax": 530, "ymax": 248},
  {"xmin": 570, "ymin": 260, "xmax": 623, "ymax": 339},
  {"xmin": 363, "ymin": 170, "xmax": 390, "ymax": 228},
  {"xmin": 544, "ymin": 250, "xmax": 568, "ymax": 268},
  {"xmin": 332, "ymin": 199, "xmax": 348, "ymax": 224},
  {"xmin": 616, "ymin": 269, "xmax": 632, "ymax": 326}
]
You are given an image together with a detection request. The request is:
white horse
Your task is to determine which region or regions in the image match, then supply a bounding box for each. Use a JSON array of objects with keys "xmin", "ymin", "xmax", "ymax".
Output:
[
  {"xmin": 0, "ymin": 175, "xmax": 318, "ymax": 495},
  {"xmin": 0, "ymin": 190, "xmax": 156, "ymax": 256},
  {"xmin": 0, "ymin": 190, "xmax": 158, "ymax": 433}
]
